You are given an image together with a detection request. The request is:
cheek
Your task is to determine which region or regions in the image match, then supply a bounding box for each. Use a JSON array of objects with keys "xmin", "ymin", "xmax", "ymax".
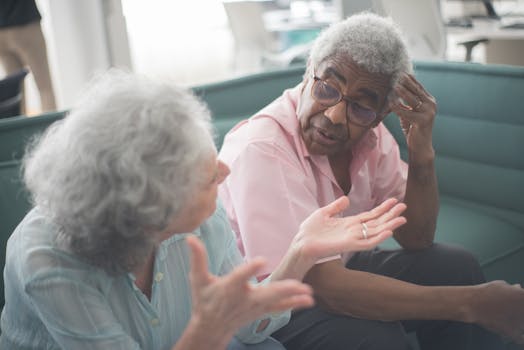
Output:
[
  {"xmin": 348, "ymin": 126, "xmax": 371, "ymax": 144},
  {"xmin": 298, "ymin": 101, "xmax": 320, "ymax": 131}
]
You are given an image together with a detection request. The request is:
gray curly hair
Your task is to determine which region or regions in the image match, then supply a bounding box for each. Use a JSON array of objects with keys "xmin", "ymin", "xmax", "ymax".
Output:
[
  {"xmin": 307, "ymin": 12, "xmax": 412, "ymax": 88},
  {"xmin": 23, "ymin": 70, "xmax": 215, "ymax": 274}
]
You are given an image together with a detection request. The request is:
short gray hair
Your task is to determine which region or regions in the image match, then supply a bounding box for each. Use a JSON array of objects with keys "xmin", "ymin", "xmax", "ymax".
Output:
[
  {"xmin": 308, "ymin": 12, "xmax": 412, "ymax": 87},
  {"xmin": 23, "ymin": 70, "xmax": 215, "ymax": 274}
]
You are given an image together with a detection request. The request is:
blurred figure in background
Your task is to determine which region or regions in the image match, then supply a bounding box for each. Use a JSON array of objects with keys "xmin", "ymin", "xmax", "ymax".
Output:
[{"xmin": 0, "ymin": 0, "xmax": 56, "ymax": 113}]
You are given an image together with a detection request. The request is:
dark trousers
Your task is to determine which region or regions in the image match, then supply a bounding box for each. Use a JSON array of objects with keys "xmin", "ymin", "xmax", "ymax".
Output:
[{"xmin": 273, "ymin": 243, "xmax": 506, "ymax": 350}]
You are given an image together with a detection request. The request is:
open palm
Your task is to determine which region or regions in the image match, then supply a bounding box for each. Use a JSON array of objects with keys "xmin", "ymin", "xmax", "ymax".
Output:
[{"xmin": 293, "ymin": 197, "xmax": 407, "ymax": 261}]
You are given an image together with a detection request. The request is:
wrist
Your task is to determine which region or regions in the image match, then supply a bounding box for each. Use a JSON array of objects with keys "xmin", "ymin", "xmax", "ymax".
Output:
[
  {"xmin": 277, "ymin": 239, "xmax": 316, "ymax": 281},
  {"xmin": 457, "ymin": 284, "xmax": 485, "ymax": 324},
  {"xmin": 183, "ymin": 314, "xmax": 233, "ymax": 350}
]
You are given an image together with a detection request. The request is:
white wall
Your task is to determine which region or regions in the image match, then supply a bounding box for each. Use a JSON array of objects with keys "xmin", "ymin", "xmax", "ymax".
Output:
[
  {"xmin": 38, "ymin": 0, "xmax": 132, "ymax": 110},
  {"xmin": 121, "ymin": 0, "xmax": 235, "ymax": 85}
]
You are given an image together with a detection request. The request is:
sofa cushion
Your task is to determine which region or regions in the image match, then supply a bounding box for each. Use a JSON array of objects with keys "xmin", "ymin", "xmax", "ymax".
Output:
[{"xmin": 436, "ymin": 196, "xmax": 524, "ymax": 283}]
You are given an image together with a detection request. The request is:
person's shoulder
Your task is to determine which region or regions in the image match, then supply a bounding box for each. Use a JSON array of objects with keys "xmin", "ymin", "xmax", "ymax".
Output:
[
  {"xmin": 7, "ymin": 209, "xmax": 100, "ymax": 286},
  {"xmin": 223, "ymin": 87, "xmax": 300, "ymax": 145},
  {"xmin": 228, "ymin": 114, "xmax": 291, "ymax": 144}
]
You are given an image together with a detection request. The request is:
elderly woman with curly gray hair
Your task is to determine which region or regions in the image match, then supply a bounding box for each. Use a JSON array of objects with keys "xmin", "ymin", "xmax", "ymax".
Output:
[{"xmin": 0, "ymin": 70, "xmax": 407, "ymax": 350}]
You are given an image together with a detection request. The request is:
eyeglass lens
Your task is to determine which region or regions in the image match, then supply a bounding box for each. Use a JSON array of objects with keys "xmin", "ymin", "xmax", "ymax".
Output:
[{"xmin": 312, "ymin": 79, "xmax": 376, "ymax": 126}]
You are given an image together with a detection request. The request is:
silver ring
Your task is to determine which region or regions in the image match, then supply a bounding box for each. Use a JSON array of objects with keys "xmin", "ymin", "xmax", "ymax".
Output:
[
  {"xmin": 414, "ymin": 98, "xmax": 423, "ymax": 111},
  {"xmin": 361, "ymin": 222, "xmax": 368, "ymax": 239}
]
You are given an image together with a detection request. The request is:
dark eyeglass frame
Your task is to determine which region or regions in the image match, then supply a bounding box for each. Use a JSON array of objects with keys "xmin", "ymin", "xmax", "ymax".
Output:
[{"xmin": 310, "ymin": 75, "xmax": 379, "ymax": 127}]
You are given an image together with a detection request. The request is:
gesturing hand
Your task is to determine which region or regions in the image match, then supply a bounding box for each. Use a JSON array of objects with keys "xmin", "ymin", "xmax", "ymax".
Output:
[
  {"xmin": 292, "ymin": 196, "xmax": 407, "ymax": 263},
  {"xmin": 185, "ymin": 235, "xmax": 314, "ymax": 342}
]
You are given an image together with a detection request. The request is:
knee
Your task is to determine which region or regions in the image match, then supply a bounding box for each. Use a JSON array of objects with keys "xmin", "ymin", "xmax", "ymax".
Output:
[{"xmin": 425, "ymin": 243, "xmax": 485, "ymax": 285}]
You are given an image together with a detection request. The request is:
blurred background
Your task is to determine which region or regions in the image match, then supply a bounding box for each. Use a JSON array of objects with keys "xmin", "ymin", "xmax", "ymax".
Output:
[{"xmin": 2, "ymin": 0, "xmax": 524, "ymax": 115}]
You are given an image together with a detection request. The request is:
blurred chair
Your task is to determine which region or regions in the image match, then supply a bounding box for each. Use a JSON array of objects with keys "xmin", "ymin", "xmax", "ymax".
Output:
[
  {"xmin": 222, "ymin": 1, "xmax": 311, "ymax": 70},
  {"xmin": 380, "ymin": 0, "xmax": 447, "ymax": 60},
  {"xmin": 0, "ymin": 68, "xmax": 29, "ymax": 119},
  {"xmin": 378, "ymin": 0, "xmax": 487, "ymax": 62}
]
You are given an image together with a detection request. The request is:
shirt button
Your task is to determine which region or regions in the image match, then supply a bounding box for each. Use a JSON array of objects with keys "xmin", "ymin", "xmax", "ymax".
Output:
[
  {"xmin": 154, "ymin": 272, "xmax": 164, "ymax": 282},
  {"xmin": 151, "ymin": 318, "xmax": 160, "ymax": 326}
]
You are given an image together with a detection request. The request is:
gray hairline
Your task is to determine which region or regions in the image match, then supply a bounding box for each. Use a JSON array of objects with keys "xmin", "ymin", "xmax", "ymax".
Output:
[{"xmin": 305, "ymin": 12, "xmax": 413, "ymax": 99}]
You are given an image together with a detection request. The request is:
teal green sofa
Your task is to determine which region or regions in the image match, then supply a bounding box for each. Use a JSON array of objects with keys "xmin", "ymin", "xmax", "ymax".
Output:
[{"xmin": 1, "ymin": 61, "xmax": 523, "ymax": 313}]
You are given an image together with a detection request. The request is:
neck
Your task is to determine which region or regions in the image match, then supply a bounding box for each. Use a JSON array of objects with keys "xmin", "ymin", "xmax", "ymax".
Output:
[
  {"xmin": 133, "ymin": 250, "xmax": 156, "ymax": 300},
  {"xmin": 329, "ymin": 152, "xmax": 353, "ymax": 195}
]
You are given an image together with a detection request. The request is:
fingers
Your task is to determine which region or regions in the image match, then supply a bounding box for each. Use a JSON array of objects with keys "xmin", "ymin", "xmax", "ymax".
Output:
[
  {"xmin": 394, "ymin": 84, "xmax": 422, "ymax": 112},
  {"xmin": 370, "ymin": 202, "xmax": 407, "ymax": 227},
  {"xmin": 252, "ymin": 280, "xmax": 314, "ymax": 313},
  {"xmin": 355, "ymin": 230, "xmax": 393, "ymax": 249},
  {"xmin": 225, "ymin": 256, "xmax": 267, "ymax": 287},
  {"xmin": 270, "ymin": 294, "xmax": 315, "ymax": 312},
  {"xmin": 186, "ymin": 235, "xmax": 211, "ymax": 287},
  {"xmin": 391, "ymin": 74, "xmax": 434, "ymax": 120},
  {"xmin": 357, "ymin": 198, "xmax": 404, "ymax": 223},
  {"xmin": 359, "ymin": 216, "xmax": 406, "ymax": 241},
  {"xmin": 321, "ymin": 196, "xmax": 350, "ymax": 217}
]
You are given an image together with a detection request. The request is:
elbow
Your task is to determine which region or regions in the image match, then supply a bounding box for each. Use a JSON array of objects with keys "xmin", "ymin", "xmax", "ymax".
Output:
[{"xmin": 394, "ymin": 225, "xmax": 436, "ymax": 251}]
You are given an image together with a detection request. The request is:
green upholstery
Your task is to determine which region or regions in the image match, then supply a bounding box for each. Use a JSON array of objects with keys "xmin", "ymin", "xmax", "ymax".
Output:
[
  {"xmin": 0, "ymin": 111, "xmax": 66, "ymax": 162},
  {"xmin": 0, "ymin": 160, "xmax": 30, "ymax": 308},
  {"xmin": 193, "ymin": 66, "xmax": 305, "ymax": 148}
]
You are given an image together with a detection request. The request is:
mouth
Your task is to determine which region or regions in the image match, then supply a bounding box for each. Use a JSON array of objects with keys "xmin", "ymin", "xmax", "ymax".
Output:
[{"xmin": 313, "ymin": 127, "xmax": 342, "ymax": 146}]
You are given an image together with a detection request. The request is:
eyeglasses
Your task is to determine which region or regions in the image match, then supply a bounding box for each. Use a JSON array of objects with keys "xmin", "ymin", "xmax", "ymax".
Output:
[{"xmin": 311, "ymin": 76, "xmax": 378, "ymax": 127}]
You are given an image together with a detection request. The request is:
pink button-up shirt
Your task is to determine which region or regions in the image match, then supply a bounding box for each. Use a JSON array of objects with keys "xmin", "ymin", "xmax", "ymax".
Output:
[{"xmin": 218, "ymin": 85, "xmax": 407, "ymax": 276}]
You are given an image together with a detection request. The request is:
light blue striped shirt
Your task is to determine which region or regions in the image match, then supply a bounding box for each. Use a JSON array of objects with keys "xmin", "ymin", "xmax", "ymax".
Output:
[{"xmin": 0, "ymin": 204, "xmax": 290, "ymax": 349}]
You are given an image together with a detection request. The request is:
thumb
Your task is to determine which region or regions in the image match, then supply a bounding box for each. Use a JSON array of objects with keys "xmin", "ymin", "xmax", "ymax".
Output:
[{"xmin": 321, "ymin": 196, "xmax": 350, "ymax": 217}]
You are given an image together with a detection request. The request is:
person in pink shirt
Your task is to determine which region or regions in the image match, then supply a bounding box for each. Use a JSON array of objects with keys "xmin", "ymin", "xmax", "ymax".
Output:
[{"xmin": 219, "ymin": 13, "xmax": 524, "ymax": 350}]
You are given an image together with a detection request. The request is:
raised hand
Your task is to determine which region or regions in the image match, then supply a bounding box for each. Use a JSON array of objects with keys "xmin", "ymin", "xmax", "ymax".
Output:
[
  {"xmin": 390, "ymin": 73, "xmax": 436, "ymax": 149},
  {"xmin": 184, "ymin": 235, "xmax": 313, "ymax": 344},
  {"xmin": 292, "ymin": 196, "xmax": 407, "ymax": 263}
]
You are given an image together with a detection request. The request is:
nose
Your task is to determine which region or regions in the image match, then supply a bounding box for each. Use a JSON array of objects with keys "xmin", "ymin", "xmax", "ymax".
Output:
[
  {"xmin": 324, "ymin": 100, "xmax": 347, "ymax": 125},
  {"xmin": 217, "ymin": 160, "xmax": 230, "ymax": 184}
]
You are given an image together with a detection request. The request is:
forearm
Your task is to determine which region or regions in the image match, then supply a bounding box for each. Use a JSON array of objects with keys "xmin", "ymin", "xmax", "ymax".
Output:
[
  {"xmin": 305, "ymin": 261, "xmax": 475, "ymax": 322},
  {"xmin": 269, "ymin": 243, "xmax": 316, "ymax": 283},
  {"xmin": 395, "ymin": 138, "xmax": 438, "ymax": 249}
]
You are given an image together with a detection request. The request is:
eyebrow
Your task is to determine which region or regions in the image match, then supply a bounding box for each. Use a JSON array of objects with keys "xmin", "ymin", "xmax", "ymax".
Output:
[{"xmin": 323, "ymin": 67, "xmax": 380, "ymax": 103}]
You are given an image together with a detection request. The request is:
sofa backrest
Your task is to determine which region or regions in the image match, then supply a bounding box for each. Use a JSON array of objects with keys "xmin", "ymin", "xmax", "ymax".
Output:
[
  {"xmin": 0, "ymin": 111, "xmax": 66, "ymax": 162},
  {"xmin": 382, "ymin": 61, "xmax": 524, "ymax": 228},
  {"xmin": 193, "ymin": 66, "xmax": 305, "ymax": 148}
]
